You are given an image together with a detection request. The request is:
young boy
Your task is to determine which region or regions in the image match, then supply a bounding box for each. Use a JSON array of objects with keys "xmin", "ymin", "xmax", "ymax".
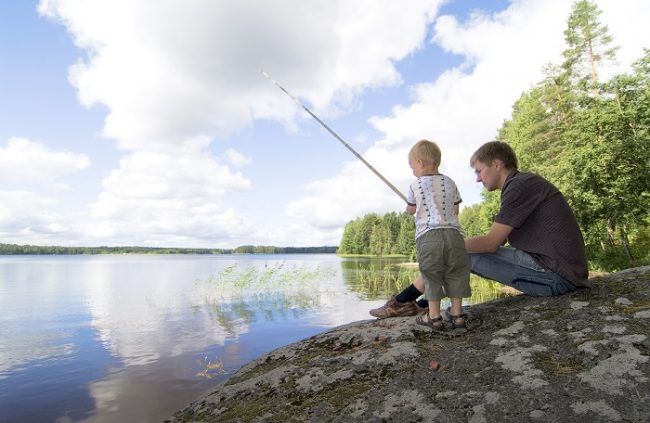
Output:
[{"xmin": 406, "ymin": 139, "xmax": 471, "ymax": 329}]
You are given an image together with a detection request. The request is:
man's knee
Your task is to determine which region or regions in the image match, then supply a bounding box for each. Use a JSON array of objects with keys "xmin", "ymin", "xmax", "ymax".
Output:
[
  {"xmin": 468, "ymin": 253, "xmax": 478, "ymax": 270},
  {"xmin": 468, "ymin": 252, "xmax": 489, "ymax": 273}
]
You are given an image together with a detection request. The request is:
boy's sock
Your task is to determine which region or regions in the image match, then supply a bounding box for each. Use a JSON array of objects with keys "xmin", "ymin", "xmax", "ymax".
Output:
[{"xmin": 395, "ymin": 284, "xmax": 422, "ymax": 303}]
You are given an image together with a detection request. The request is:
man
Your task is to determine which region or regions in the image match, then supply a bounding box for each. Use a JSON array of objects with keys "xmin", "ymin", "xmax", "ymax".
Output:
[{"xmin": 369, "ymin": 141, "xmax": 590, "ymax": 318}]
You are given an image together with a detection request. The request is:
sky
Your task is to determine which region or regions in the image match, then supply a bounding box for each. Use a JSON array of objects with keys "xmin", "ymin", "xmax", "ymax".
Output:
[{"xmin": 0, "ymin": 0, "xmax": 648, "ymax": 248}]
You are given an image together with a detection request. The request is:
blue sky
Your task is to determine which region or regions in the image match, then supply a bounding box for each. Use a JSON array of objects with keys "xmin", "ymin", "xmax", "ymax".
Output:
[{"xmin": 1, "ymin": 0, "xmax": 648, "ymax": 248}]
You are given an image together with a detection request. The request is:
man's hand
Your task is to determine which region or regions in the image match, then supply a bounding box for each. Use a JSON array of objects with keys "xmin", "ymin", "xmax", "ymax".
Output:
[{"xmin": 465, "ymin": 222, "xmax": 512, "ymax": 253}]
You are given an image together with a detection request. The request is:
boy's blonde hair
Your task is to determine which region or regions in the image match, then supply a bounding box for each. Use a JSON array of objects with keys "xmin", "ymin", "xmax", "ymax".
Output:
[{"xmin": 409, "ymin": 139, "xmax": 441, "ymax": 167}]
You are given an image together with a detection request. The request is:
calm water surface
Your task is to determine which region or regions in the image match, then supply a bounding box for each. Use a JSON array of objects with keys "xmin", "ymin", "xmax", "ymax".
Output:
[{"xmin": 0, "ymin": 254, "xmax": 508, "ymax": 422}]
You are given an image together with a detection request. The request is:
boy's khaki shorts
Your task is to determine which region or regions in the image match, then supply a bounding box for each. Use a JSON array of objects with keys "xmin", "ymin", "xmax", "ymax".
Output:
[{"xmin": 416, "ymin": 228, "xmax": 471, "ymax": 301}]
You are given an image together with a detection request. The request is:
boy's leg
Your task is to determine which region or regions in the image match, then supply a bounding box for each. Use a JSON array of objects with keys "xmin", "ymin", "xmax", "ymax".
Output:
[
  {"xmin": 417, "ymin": 231, "xmax": 445, "ymax": 306},
  {"xmin": 428, "ymin": 299, "xmax": 441, "ymax": 319},
  {"xmin": 469, "ymin": 247, "xmax": 575, "ymax": 297},
  {"xmin": 413, "ymin": 275, "xmax": 425, "ymax": 292},
  {"xmin": 446, "ymin": 297, "xmax": 466, "ymax": 327},
  {"xmin": 449, "ymin": 297, "xmax": 463, "ymax": 317},
  {"xmin": 440, "ymin": 229, "xmax": 470, "ymax": 325}
]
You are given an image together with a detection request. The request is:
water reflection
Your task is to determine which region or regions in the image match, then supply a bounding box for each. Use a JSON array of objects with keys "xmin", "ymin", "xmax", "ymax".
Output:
[
  {"xmin": 340, "ymin": 257, "xmax": 419, "ymax": 299},
  {"xmin": 0, "ymin": 255, "xmax": 513, "ymax": 423},
  {"xmin": 83, "ymin": 258, "xmax": 237, "ymax": 367},
  {"xmin": 340, "ymin": 257, "xmax": 512, "ymax": 306}
]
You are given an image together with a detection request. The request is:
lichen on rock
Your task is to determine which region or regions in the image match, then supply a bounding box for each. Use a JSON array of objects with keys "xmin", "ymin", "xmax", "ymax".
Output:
[{"xmin": 169, "ymin": 266, "xmax": 650, "ymax": 423}]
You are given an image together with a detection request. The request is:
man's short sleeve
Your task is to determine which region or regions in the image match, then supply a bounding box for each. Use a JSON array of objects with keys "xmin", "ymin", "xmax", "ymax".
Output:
[{"xmin": 495, "ymin": 174, "xmax": 549, "ymax": 229}]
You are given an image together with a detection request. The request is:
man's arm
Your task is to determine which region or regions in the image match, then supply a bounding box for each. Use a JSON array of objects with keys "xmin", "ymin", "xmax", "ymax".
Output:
[
  {"xmin": 406, "ymin": 204, "xmax": 416, "ymax": 215},
  {"xmin": 465, "ymin": 222, "xmax": 513, "ymax": 253}
]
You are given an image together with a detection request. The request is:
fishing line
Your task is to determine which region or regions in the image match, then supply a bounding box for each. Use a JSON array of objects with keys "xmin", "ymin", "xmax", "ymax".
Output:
[{"xmin": 261, "ymin": 70, "xmax": 407, "ymax": 203}]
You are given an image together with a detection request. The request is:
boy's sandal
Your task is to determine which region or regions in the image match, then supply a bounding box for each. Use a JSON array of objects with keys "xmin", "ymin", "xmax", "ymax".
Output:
[
  {"xmin": 416, "ymin": 312, "xmax": 444, "ymax": 330},
  {"xmin": 444, "ymin": 311, "xmax": 468, "ymax": 329}
]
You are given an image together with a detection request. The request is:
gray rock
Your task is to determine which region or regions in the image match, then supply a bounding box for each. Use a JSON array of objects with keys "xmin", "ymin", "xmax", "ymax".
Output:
[
  {"xmin": 635, "ymin": 309, "xmax": 650, "ymax": 319},
  {"xmin": 571, "ymin": 400, "xmax": 622, "ymax": 421},
  {"xmin": 615, "ymin": 297, "xmax": 633, "ymax": 305},
  {"xmin": 169, "ymin": 266, "xmax": 650, "ymax": 423},
  {"xmin": 529, "ymin": 409, "xmax": 546, "ymax": 419},
  {"xmin": 570, "ymin": 301, "xmax": 590, "ymax": 310}
]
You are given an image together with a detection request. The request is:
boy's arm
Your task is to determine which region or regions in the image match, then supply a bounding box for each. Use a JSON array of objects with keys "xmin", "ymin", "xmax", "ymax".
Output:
[
  {"xmin": 406, "ymin": 184, "xmax": 416, "ymax": 215},
  {"xmin": 465, "ymin": 222, "xmax": 512, "ymax": 253}
]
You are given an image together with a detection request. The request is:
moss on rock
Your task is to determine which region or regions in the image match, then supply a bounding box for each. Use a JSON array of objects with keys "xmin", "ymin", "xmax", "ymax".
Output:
[{"xmin": 169, "ymin": 266, "xmax": 650, "ymax": 423}]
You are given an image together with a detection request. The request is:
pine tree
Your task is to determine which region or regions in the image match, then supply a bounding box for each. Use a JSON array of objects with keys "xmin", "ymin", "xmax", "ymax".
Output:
[{"xmin": 562, "ymin": 0, "xmax": 618, "ymax": 97}]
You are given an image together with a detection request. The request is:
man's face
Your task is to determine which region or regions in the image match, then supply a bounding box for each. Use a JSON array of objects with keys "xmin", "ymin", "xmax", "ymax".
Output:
[{"xmin": 473, "ymin": 160, "xmax": 499, "ymax": 191}]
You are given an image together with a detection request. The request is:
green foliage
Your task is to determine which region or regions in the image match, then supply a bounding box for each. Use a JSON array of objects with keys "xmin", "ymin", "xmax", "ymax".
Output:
[
  {"xmin": 496, "ymin": 1, "xmax": 648, "ymax": 271},
  {"xmin": 232, "ymin": 245, "xmax": 337, "ymax": 254},
  {"xmin": 338, "ymin": 212, "xmax": 415, "ymax": 258},
  {"xmin": 349, "ymin": 263, "xmax": 420, "ymax": 299},
  {"xmin": 562, "ymin": 0, "xmax": 618, "ymax": 94},
  {"xmin": 458, "ymin": 203, "xmax": 482, "ymax": 238},
  {"xmin": 459, "ymin": 191, "xmax": 500, "ymax": 238},
  {"xmin": 394, "ymin": 215, "xmax": 416, "ymax": 260}
]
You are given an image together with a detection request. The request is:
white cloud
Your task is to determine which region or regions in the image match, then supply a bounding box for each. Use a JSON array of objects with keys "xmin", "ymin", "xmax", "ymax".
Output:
[
  {"xmin": 0, "ymin": 139, "xmax": 90, "ymax": 244},
  {"xmin": 39, "ymin": 0, "xmax": 443, "ymax": 150},
  {"xmin": 34, "ymin": 0, "xmax": 444, "ymax": 246},
  {"xmin": 0, "ymin": 137, "xmax": 90, "ymax": 186},
  {"xmin": 597, "ymin": 1, "xmax": 650, "ymax": 76},
  {"xmin": 86, "ymin": 146, "xmax": 252, "ymax": 246},
  {"xmin": 224, "ymin": 148, "xmax": 251, "ymax": 168},
  {"xmin": 0, "ymin": 191, "xmax": 74, "ymax": 241},
  {"xmin": 28, "ymin": 0, "xmax": 648, "ymax": 248},
  {"xmin": 287, "ymin": 145, "xmax": 410, "ymax": 230}
]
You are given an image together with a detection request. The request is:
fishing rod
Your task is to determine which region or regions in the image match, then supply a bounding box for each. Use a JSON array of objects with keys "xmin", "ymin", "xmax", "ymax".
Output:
[{"xmin": 260, "ymin": 70, "xmax": 407, "ymax": 203}]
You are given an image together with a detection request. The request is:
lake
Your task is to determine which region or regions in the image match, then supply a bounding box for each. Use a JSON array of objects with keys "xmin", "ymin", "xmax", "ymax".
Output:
[{"xmin": 0, "ymin": 254, "xmax": 510, "ymax": 422}]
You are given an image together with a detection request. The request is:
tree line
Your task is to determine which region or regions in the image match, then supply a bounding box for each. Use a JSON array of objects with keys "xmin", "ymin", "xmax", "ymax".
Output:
[
  {"xmin": 338, "ymin": 212, "xmax": 417, "ymax": 260},
  {"xmin": 232, "ymin": 245, "xmax": 338, "ymax": 254},
  {"xmin": 0, "ymin": 243, "xmax": 229, "ymax": 255},
  {"xmin": 0, "ymin": 243, "xmax": 337, "ymax": 255},
  {"xmin": 339, "ymin": 1, "xmax": 649, "ymax": 272}
]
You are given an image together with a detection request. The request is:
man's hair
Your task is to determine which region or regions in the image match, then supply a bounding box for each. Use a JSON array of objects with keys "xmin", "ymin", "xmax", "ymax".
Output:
[
  {"xmin": 470, "ymin": 141, "xmax": 518, "ymax": 170},
  {"xmin": 409, "ymin": 139, "xmax": 441, "ymax": 167}
]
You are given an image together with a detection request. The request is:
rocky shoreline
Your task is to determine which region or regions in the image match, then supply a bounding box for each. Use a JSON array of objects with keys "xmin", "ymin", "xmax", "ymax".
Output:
[{"xmin": 170, "ymin": 266, "xmax": 650, "ymax": 422}]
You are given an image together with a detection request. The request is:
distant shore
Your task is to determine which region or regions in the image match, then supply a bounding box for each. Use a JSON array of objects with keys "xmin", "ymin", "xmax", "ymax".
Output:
[{"xmin": 0, "ymin": 243, "xmax": 338, "ymax": 255}]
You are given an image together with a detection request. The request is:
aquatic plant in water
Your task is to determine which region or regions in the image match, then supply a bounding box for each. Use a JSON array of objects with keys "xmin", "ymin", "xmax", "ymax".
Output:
[
  {"xmin": 348, "ymin": 263, "xmax": 420, "ymax": 299},
  {"xmin": 195, "ymin": 355, "xmax": 227, "ymax": 379},
  {"xmin": 197, "ymin": 262, "xmax": 338, "ymax": 330},
  {"xmin": 349, "ymin": 262, "xmax": 513, "ymax": 306}
]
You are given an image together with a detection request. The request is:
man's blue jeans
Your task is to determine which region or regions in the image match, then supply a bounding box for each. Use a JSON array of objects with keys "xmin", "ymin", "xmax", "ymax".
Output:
[{"xmin": 469, "ymin": 247, "xmax": 576, "ymax": 297}]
